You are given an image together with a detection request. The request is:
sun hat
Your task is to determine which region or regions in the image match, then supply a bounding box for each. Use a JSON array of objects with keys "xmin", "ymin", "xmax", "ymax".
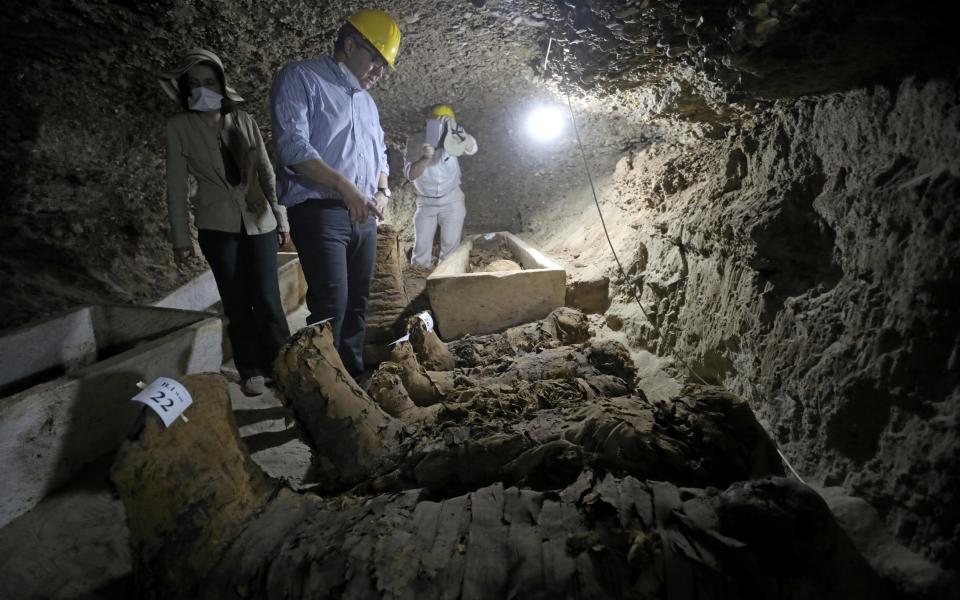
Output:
[{"xmin": 158, "ymin": 48, "xmax": 244, "ymax": 103}]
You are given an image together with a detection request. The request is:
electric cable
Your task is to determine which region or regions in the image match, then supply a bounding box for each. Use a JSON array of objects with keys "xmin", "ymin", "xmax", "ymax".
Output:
[
  {"xmin": 543, "ymin": 39, "xmax": 806, "ymax": 484},
  {"xmin": 546, "ymin": 39, "xmax": 708, "ymax": 385}
]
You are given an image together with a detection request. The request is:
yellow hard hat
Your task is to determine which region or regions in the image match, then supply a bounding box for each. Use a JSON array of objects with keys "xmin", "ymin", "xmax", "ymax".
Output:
[
  {"xmin": 427, "ymin": 104, "xmax": 455, "ymax": 119},
  {"xmin": 347, "ymin": 9, "xmax": 401, "ymax": 69}
]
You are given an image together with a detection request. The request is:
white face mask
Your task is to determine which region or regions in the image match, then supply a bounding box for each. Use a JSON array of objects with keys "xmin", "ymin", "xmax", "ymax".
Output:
[{"xmin": 188, "ymin": 86, "xmax": 223, "ymax": 112}]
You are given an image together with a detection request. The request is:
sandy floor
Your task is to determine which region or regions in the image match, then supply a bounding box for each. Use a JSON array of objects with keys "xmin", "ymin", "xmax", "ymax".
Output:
[{"xmin": 0, "ymin": 456, "xmax": 132, "ymax": 599}]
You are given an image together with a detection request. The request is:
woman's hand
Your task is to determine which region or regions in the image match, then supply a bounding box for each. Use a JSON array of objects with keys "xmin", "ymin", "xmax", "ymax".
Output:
[
  {"xmin": 278, "ymin": 230, "xmax": 289, "ymax": 247},
  {"xmin": 173, "ymin": 247, "xmax": 194, "ymax": 269}
]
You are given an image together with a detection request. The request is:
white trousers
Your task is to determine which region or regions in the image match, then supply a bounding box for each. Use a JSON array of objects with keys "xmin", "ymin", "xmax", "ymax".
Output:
[{"xmin": 411, "ymin": 187, "xmax": 466, "ymax": 267}]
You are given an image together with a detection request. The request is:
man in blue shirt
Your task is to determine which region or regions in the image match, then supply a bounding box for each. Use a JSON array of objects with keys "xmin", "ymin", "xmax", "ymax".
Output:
[{"xmin": 270, "ymin": 9, "xmax": 401, "ymax": 378}]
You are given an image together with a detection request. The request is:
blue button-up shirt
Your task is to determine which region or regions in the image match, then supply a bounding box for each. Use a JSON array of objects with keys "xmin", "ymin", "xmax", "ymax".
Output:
[{"xmin": 270, "ymin": 55, "xmax": 389, "ymax": 208}]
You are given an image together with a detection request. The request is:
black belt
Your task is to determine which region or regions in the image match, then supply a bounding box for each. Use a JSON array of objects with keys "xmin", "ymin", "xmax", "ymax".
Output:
[{"xmin": 293, "ymin": 198, "xmax": 345, "ymax": 206}]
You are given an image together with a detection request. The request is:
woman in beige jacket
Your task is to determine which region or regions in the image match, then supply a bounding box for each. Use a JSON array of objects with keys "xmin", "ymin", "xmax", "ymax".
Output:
[{"xmin": 160, "ymin": 48, "xmax": 289, "ymax": 396}]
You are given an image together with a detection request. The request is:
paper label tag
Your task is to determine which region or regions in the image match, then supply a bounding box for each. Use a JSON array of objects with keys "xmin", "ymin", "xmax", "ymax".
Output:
[
  {"xmin": 389, "ymin": 333, "xmax": 411, "ymax": 346},
  {"xmin": 418, "ymin": 311, "xmax": 434, "ymax": 331},
  {"xmin": 389, "ymin": 311, "xmax": 435, "ymax": 346},
  {"xmin": 132, "ymin": 377, "xmax": 192, "ymax": 427}
]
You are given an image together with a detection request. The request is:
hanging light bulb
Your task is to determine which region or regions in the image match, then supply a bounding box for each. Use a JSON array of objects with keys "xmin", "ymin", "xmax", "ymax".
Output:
[{"xmin": 526, "ymin": 105, "xmax": 566, "ymax": 142}]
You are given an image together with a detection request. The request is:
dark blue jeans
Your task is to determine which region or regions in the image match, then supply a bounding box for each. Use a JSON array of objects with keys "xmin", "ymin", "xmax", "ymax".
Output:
[
  {"xmin": 288, "ymin": 201, "xmax": 377, "ymax": 377},
  {"xmin": 197, "ymin": 228, "xmax": 290, "ymax": 380}
]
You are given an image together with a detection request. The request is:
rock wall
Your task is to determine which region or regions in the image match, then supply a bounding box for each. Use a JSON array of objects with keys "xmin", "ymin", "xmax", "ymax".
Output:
[
  {"xmin": 588, "ymin": 77, "xmax": 959, "ymax": 566},
  {"xmin": 0, "ymin": 0, "xmax": 342, "ymax": 329},
  {"xmin": 0, "ymin": 0, "xmax": 668, "ymax": 330}
]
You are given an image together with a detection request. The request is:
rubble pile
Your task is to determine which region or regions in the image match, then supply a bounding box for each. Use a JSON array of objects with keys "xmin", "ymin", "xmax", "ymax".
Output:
[{"xmin": 110, "ymin": 308, "xmax": 889, "ymax": 598}]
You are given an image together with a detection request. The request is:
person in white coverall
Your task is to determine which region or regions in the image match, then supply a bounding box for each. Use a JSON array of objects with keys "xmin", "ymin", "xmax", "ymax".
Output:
[{"xmin": 403, "ymin": 104, "xmax": 477, "ymax": 267}]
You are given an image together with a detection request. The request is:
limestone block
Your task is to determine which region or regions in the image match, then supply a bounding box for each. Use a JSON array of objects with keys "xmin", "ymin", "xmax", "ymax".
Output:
[
  {"xmin": 427, "ymin": 232, "xmax": 567, "ymax": 339},
  {"xmin": 565, "ymin": 274, "xmax": 611, "ymax": 314}
]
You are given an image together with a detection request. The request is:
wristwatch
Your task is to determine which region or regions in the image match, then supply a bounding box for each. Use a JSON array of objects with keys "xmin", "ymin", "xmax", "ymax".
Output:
[{"xmin": 377, "ymin": 187, "xmax": 392, "ymax": 198}]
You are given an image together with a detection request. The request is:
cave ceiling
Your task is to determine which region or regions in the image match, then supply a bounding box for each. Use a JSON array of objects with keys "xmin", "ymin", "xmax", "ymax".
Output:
[
  {"xmin": 0, "ymin": 0, "xmax": 955, "ymax": 327},
  {"xmin": 2, "ymin": 0, "xmax": 953, "ymax": 198},
  {"xmin": 4, "ymin": 0, "xmax": 953, "ymax": 129}
]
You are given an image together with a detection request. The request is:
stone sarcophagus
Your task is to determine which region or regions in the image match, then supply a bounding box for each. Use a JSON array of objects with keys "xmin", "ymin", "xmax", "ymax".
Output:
[
  {"xmin": 426, "ymin": 231, "xmax": 566, "ymax": 340},
  {"xmin": 0, "ymin": 304, "xmax": 222, "ymax": 527}
]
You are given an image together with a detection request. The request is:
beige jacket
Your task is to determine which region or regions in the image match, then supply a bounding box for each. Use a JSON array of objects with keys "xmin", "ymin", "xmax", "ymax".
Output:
[{"xmin": 165, "ymin": 110, "xmax": 289, "ymax": 249}]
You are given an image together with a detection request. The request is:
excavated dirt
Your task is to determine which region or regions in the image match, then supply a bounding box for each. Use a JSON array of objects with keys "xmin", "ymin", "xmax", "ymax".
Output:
[
  {"xmin": 534, "ymin": 77, "xmax": 960, "ymax": 569},
  {"xmin": 468, "ymin": 237, "xmax": 523, "ymax": 272}
]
